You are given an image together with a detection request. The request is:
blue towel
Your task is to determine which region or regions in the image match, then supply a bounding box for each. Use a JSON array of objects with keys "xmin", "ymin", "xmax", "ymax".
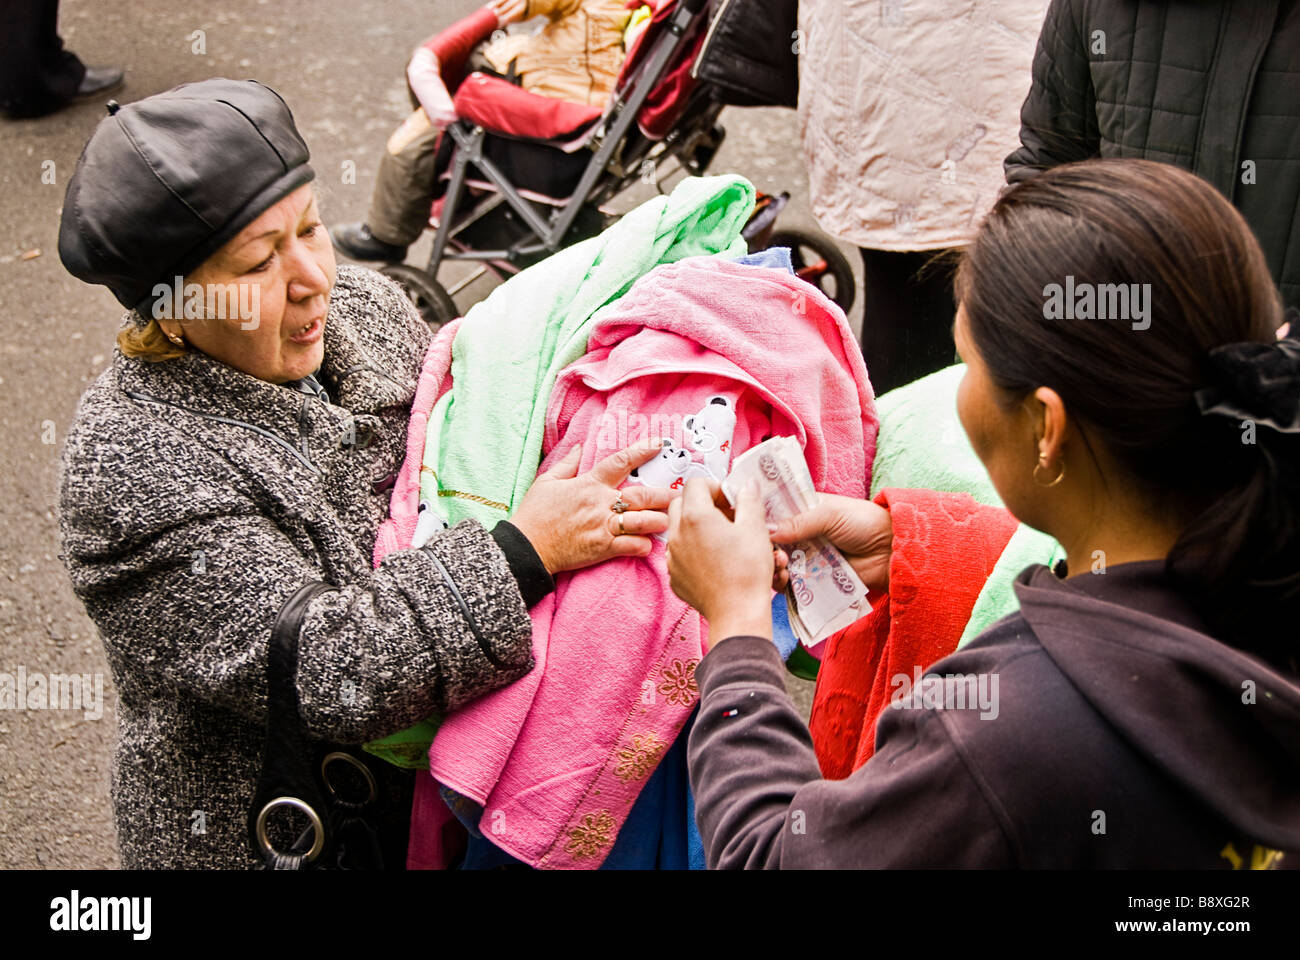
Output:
[{"xmin": 732, "ymin": 245, "xmax": 795, "ymax": 273}]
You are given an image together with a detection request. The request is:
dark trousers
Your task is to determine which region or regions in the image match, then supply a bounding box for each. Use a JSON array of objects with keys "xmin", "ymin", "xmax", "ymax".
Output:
[
  {"xmin": 368, "ymin": 47, "xmax": 502, "ymax": 246},
  {"xmin": 0, "ymin": 0, "xmax": 85, "ymax": 118},
  {"xmin": 858, "ymin": 247, "xmax": 959, "ymax": 396},
  {"xmin": 369, "ymin": 117, "xmax": 444, "ymax": 247}
]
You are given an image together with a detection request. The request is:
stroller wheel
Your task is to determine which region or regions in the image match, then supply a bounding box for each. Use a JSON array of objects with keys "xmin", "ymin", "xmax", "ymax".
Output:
[
  {"xmin": 378, "ymin": 264, "xmax": 459, "ymax": 332},
  {"xmin": 767, "ymin": 229, "xmax": 856, "ymax": 316}
]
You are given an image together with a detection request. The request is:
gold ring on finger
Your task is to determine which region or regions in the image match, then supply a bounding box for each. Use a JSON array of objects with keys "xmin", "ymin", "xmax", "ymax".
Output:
[{"xmin": 617, "ymin": 514, "xmax": 627, "ymax": 537}]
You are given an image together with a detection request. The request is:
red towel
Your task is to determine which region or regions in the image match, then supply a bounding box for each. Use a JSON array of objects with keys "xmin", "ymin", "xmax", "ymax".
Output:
[{"xmin": 809, "ymin": 487, "xmax": 1019, "ymax": 778}]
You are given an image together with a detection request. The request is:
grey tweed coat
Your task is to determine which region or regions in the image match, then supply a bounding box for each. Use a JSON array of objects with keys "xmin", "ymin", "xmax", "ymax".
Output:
[{"xmin": 58, "ymin": 264, "xmax": 535, "ymax": 869}]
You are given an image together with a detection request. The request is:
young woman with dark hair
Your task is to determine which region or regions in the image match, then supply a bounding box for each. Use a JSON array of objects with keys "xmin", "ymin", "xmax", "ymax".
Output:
[{"xmin": 666, "ymin": 158, "xmax": 1300, "ymax": 868}]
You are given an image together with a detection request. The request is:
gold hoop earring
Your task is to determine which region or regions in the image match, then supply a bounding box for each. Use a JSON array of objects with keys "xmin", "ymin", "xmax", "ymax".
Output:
[{"xmin": 1033, "ymin": 454, "xmax": 1065, "ymax": 487}]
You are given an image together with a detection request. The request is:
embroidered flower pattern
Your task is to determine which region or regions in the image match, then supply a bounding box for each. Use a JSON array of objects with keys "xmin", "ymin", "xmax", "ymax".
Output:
[
  {"xmin": 564, "ymin": 810, "xmax": 615, "ymax": 860},
  {"xmin": 614, "ymin": 733, "xmax": 667, "ymax": 783},
  {"xmin": 658, "ymin": 657, "xmax": 699, "ymax": 707}
]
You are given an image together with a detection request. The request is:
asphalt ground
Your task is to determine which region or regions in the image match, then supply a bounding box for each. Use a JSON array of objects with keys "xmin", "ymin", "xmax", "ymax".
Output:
[{"xmin": 0, "ymin": 0, "xmax": 860, "ymax": 868}]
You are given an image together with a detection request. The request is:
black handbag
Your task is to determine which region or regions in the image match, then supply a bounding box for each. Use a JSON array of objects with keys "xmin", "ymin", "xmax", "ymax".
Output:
[{"xmin": 247, "ymin": 581, "xmax": 387, "ymax": 870}]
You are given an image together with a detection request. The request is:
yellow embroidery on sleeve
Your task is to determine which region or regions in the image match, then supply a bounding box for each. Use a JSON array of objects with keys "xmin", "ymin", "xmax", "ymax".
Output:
[{"xmin": 1220, "ymin": 842, "xmax": 1285, "ymax": 870}]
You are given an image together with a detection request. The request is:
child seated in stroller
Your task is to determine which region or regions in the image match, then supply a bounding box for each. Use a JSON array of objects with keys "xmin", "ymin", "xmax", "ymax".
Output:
[{"xmin": 332, "ymin": 0, "xmax": 646, "ymax": 262}]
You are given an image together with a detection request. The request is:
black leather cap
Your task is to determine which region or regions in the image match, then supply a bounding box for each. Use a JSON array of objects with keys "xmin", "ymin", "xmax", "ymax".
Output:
[{"xmin": 58, "ymin": 79, "xmax": 316, "ymax": 312}]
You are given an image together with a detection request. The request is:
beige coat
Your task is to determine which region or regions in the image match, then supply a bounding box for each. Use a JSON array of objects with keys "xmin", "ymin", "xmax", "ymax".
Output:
[
  {"xmin": 798, "ymin": 0, "xmax": 1048, "ymax": 250},
  {"xmin": 483, "ymin": 0, "xmax": 631, "ymax": 107}
]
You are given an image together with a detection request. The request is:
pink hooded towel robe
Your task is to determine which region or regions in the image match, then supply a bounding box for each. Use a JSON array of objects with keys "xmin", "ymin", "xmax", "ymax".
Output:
[{"xmin": 398, "ymin": 256, "xmax": 877, "ymax": 867}]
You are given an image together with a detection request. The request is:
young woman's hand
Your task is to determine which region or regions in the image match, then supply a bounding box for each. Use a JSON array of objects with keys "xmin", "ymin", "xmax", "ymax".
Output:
[
  {"xmin": 666, "ymin": 478, "xmax": 774, "ymax": 649},
  {"xmin": 510, "ymin": 438, "xmax": 674, "ymax": 575},
  {"xmin": 769, "ymin": 493, "xmax": 893, "ymax": 596}
]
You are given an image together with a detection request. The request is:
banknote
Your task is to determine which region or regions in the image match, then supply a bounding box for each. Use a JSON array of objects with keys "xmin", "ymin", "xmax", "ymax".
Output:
[{"xmin": 722, "ymin": 437, "xmax": 871, "ymax": 648}]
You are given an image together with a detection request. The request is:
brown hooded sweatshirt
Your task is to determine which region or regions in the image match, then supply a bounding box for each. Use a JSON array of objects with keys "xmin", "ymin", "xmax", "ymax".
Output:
[{"xmin": 688, "ymin": 560, "xmax": 1300, "ymax": 868}]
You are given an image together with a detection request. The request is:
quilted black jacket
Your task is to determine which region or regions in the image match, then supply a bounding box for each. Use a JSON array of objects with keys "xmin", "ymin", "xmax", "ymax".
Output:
[{"xmin": 1005, "ymin": 0, "xmax": 1300, "ymax": 308}]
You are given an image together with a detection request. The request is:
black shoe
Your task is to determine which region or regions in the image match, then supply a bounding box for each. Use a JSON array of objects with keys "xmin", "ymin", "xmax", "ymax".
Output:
[
  {"xmin": 74, "ymin": 66, "xmax": 125, "ymax": 102},
  {"xmin": 330, "ymin": 222, "xmax": 408, "ymax": 262}
]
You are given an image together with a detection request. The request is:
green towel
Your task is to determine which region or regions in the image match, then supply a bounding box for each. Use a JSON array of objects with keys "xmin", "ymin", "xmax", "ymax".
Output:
[
  {"xmin": 365, "ymin": 175, "xmax": 756, "ymax": 769},
  {"xmin": 869, "ymin": 364, "xmax": 1001, "ymax": 506},
  {"xmin": 867, "ymin": 363, "xmax": 1064, "ymax": 653},
  {"xmin": 361, "ymin": 718, "xmax": 442, "ymax": 769},
  {"xmin": 958, "ymin": 524, "xmax": 1066, "ymax": 649}
]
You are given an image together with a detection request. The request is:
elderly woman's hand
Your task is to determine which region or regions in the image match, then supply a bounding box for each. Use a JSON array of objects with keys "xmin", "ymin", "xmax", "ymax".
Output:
[
  {"xmin": 510, "ymin": 438, "xmax": 675, "ymax": 575},
  {"xmin": 666, "ymin": 478, "xmax": 774, "ymax": 649}
]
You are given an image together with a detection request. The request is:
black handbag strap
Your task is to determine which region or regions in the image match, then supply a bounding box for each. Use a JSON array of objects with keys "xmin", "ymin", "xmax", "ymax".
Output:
[{"xmin": 248, "ymin": 580, "xmax": 338, "ymax": 869}]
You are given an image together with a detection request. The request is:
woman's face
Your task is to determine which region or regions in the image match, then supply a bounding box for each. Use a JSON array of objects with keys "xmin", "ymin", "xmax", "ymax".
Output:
[{"xmin": 166, "ymin": 184, "xmax": 336, "ymax": 384}]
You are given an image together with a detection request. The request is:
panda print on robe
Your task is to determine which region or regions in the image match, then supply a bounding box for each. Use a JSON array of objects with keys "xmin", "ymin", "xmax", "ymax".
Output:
[
  {"xmin": 626, "ymin": 396, "xmax": 738, "ymax": 546},
  {"xmin": 628, "ymin": 439, "xmax": 712, "ymax": 491},
  {"xmin": 683, "ymin": 395, "xmax": 737, "ymax": 479},
  {"xmin": 627, "ymin": 395, "xmax": 738, "ymax": 490}
]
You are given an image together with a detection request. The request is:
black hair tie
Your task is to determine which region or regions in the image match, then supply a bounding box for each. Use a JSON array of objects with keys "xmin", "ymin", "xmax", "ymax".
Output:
[{"xmin": 1194, "ymin": 328, "xmax": 1300, "ymax": 436}]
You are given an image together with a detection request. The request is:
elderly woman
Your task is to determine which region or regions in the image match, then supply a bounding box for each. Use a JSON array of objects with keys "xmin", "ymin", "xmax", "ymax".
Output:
[
  {"xmin": 667, "ymin": 159, "xmax": 1300, "ymax": 867},
  {"xmin": 56, "ymin": 79, "xmax": 671, "ymax": 869}
]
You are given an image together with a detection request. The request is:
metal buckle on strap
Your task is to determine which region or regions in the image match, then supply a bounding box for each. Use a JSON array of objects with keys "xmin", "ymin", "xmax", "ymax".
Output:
[
  {"xmin": 256, "ymin": 796, "xmax": 325, "ymax": 863},
  {"xmin": 320, "ymin": 751, "xmax": 379, "ymax": 807}
]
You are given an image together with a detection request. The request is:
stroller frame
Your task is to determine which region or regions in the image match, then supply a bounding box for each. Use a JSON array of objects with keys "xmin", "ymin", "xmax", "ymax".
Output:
[
  {"xmin": 381, "ymin": 0, "xmax": 854, "ymax": 325},
  {"xmin": 419, "ymin": 0, "xmax": 716, "ymax": 284}
]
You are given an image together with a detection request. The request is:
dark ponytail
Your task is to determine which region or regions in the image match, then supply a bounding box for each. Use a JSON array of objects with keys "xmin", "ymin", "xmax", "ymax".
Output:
[
  {"xmin": 1173, "ymin": 337, "xmax": 1300, "ymax": 669},
  {"xmin": 956, "ymin": 159, "xmax": 1298, "ymax": 671}
]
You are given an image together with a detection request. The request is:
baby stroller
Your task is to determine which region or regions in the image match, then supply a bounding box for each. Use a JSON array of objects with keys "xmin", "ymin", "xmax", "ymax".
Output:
[{"xmin": 373, "ymin": 0, "xmax": 854, "ymax": 329}]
